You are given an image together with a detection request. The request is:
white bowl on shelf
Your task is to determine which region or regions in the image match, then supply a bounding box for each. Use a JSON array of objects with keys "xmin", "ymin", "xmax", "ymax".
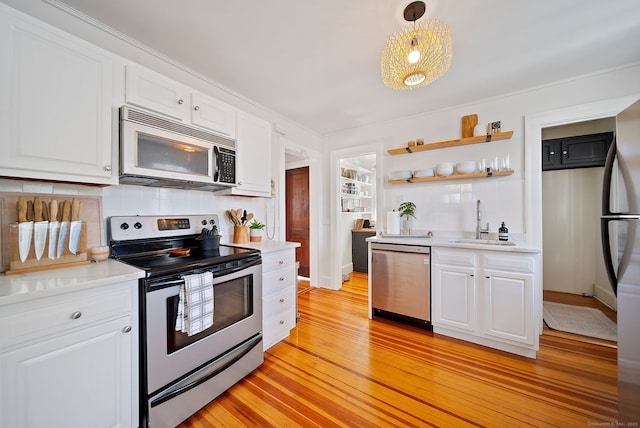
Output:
[
  {"xmin": 413, "ymin": 168, "xmax": 434, "ymax": 178},
  {"xmin": 389, "ymin": 170, "xmax": 412, "ymax": 180},
  {"xmin": 435, "ymin": 163, "xmax": 454, "ymax": 176},
  {"xmin": 456, "ymin": 161, "xmax": 477, "ymax": 174}
]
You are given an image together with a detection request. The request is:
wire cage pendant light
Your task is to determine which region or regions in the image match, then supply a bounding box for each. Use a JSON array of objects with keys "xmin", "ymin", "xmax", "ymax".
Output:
[{"xmin": 381, "ymin": 1, "xmax": 452, "ymax": 90}]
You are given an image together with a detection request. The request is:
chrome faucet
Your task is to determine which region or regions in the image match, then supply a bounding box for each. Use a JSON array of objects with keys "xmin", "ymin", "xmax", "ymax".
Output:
[{"xmin": 476, "ymin": 200, "xmax": 489, "ymax": 239}]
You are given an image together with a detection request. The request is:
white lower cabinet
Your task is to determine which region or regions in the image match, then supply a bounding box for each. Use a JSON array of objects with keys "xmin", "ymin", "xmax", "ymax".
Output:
[
  {"xmin": 433, "ymin": 264, "xmax": 477, "ymax": 332},
  {"xmin": 0, "ymin": 281, "xmax": 138, "ymax": 428},
  {"xmin": 432, "ymin": 247, "xmax": 540, "ymax": 358},
  {"xmin": 261, "ymin": 248, "xmax": 297, "ymax": 351}
]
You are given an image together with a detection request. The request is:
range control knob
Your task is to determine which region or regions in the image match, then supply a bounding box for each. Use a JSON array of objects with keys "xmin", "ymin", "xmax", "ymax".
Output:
[
  {"xmin": 202, "ymin": 220, "xmax": 207, "ymax": 226},
  {"xmin": 134, "ymin": 222, "xmax": 143, "ymax": 229},
  {"xmin": 120, "ymin": 222, "xmax": 129, "ymax": 230},
  {"xmin": 210, "ymin": 219, "xmax": 216, "ymax": 225}
]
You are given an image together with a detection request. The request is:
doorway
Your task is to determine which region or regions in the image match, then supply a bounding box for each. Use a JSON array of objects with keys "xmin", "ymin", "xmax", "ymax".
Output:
[
  {"xmin": 541, "ymin": 119, "xmax": 614, "ymax": 302},
  {"xmin": 286, "ymin": 166, "xmax": 310, "ymax": 278},
  {"xmin": 338, "ymin": 153, "xmax": 376, "ymax": 283}
]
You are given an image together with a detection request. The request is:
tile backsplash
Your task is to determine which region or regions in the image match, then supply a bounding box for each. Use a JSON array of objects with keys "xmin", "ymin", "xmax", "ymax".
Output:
[{"xmin": 386, "ymin": 177, "xmax": 524, "ymax": 239}]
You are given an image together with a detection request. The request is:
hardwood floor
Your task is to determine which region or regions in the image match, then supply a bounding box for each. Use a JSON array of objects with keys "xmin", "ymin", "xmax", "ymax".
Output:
[{"xmin": 179, "ymin": 272, "xmax": 618, "ymax": 427}]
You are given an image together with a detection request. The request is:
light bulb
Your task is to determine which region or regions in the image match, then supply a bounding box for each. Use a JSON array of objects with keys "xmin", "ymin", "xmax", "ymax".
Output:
[{"xmin": 408, "ymin": 49, "xmax": 420, "ymax": 64}]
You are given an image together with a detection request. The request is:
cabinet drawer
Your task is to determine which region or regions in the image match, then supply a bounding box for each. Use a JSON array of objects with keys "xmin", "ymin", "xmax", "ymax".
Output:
[
  {"xmin": 263, "ymin": 266, "xmax": 297, "ymax": 295},
  {"xmin": 0, "ymin": 285, "xmax": 132, "ymax": 349},
  {"xmin": 264, "ymin": 310, "xmax": 296, "ymax": 342},
  {"xmin": 433, "ymin": 249, "xmax": 476, "ymax": 267},
  {"xmin": 261, "ymin": 250, "xmax": 296, "ymax": 272},
  {"xmin": 483, "ymin": 253, "xmax": 536, "ymax": 273},
  {"xmin": 263, "ymin": 267, "xmax": 297, "ymax": 295},
  {"xmin": 263, "ymin": 286, "xmax": 295, "ymax": 318}
]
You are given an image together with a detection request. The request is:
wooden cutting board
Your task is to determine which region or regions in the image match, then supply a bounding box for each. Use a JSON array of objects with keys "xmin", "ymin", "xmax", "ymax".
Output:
[{"xmin": 461, "ymin": 114, "xmax": 478, "ymax": 138}]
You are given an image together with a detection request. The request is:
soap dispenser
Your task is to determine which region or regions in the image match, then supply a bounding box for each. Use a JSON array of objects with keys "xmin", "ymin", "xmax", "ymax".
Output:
[{"xmin": 498, "ymin": 222, "xmax": 509, "ymax": 241}]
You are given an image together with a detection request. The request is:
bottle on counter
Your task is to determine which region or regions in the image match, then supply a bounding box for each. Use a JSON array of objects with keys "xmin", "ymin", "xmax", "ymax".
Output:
[{"xmin": 498, "ymin": 222, "xmax": 509, "ymax": 241}]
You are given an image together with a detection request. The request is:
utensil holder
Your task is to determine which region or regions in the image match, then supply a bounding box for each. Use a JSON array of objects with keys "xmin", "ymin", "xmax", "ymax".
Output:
[{"xmin": 233, "ymin": 226, "xmax": 249, "ymax": 244}]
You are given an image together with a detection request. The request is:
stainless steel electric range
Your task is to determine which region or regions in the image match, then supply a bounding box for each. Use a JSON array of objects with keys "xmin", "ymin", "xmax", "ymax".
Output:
[{"xmin": 108, "ymin": 214, "xmax": 263, "ymax": 428}]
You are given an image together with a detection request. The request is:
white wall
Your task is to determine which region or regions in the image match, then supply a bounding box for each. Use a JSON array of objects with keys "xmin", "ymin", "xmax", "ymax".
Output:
[
  {"xmin": 322, "ymin": 63, "xmax": 640, "ymax": 289},
  {"xmin": 542, "ymin": 168, "xmax": 602, "ymax": 296}
]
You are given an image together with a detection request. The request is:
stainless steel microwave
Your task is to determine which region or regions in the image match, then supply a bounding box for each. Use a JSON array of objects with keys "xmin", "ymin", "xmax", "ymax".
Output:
[{"xmin": 119, "ymin": 106, "xmax": 237, "ymax": 190}]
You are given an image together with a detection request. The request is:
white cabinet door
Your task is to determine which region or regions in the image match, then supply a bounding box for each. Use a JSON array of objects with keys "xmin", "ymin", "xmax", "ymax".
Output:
[
  {"xmin": 432, "ymin": 264, "xmax": 477, "ymax": 332},
  {"xmin": 191, "ymin": 92, "xmax": 236, "ymax": 138},
  {"xmin": 483, "ymin": 269, "xmax": 535, "ymax": 345},
  {"xmin": 0, "ymin": 316, "xmax": 133, "ymax": 428},
  {"xmin": 0, "ymin": 8, "xmax": 115, "ymax": 184},
  {"xmin": 125, "ymin": 64, "xmax": 189, "ymax": 121},
  {"xmin": 233, "ymin": 112, "xmax": 272, "ymax": 196}
]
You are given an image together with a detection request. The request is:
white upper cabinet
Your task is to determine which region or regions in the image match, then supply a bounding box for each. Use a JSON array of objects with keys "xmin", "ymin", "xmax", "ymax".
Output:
[
  {"xmin": 191, "ymin": 92, "xmax": 236, "ymax": 138},
  {"xmin": 125, "ymin": 65, "xmax": 237, "ymax": 138},
  {"xmin": 229, "ymin": 112, "xmax": 272, "ymax": 197},
  {"xmin": 0, "ymin": 5, "xmax": 116, "ymax": 185},
  {"xmin": 125, "ymin": 65, "xmax": 189, "ymax": 121}
]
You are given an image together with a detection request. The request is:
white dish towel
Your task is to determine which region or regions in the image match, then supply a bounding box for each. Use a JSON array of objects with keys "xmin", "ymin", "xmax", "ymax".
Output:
[{"xmin": 175, "ymin": 271, "xmax": 214, "ymax": 336}]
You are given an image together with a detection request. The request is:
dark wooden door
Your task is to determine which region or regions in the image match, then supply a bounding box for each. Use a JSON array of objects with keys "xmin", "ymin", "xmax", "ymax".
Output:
[{"xmin": 286, "ymin": 166, "xmax": 310, "ymax": 277}]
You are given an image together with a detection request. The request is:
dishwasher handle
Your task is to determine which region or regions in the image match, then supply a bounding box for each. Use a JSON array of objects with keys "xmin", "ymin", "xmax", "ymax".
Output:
[{"xmin": 370, "ymin": 242, "xmax": 430, "ymax": 254}]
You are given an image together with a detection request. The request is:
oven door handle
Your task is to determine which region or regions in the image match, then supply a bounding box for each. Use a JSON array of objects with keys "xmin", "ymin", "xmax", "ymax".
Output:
[{"xmin": 149, "ymin": 333, "xmax": 262, "ymax": 408}]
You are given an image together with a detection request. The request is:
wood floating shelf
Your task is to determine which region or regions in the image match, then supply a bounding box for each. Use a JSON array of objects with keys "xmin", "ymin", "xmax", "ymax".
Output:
[
  {"xmin": 387, "ymin": 131, "xmax": 514, "ymax": 155},
  {"xmin": 389, "ymin": 169, "xmax": 515, "ymax": 184}
]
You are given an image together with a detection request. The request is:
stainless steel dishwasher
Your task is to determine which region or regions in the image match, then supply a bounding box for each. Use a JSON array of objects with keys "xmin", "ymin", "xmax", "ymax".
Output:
[{"xmin": 371, "ymin": 242, "xmax": 431, "ymax": 329}]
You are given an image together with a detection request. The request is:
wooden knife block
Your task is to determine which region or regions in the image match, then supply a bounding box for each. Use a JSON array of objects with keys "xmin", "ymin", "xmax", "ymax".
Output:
[{"xmin": 6, "ymin": 222, "xmax": 89, "ymax": 275}]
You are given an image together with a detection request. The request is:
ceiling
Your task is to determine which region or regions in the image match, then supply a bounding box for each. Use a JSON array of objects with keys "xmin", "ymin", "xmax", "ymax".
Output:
[{"xmin": 55, "ymin": 0, "xmax": 640, "ymax": 136}]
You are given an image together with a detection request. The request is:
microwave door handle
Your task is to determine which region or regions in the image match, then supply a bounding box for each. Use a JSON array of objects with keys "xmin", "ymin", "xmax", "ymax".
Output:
[{"xmin": 213, "ymin": 145, "xmax": 220, "ymax": 182}]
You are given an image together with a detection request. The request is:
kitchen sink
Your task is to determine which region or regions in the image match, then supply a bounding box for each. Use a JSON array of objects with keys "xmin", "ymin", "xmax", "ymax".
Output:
[{"xmin": 449, "ymin": 239, "xmax": 516, "ymax": 246}]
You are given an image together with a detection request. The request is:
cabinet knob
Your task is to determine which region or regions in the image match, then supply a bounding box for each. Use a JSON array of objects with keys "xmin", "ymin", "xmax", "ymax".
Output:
[
  {"xmin": 194, "ymin": 105, "xmax": 200, "ymax": 111},
  {"xmin": 71, "ymin": 311, "xmax": 82, "ymax": 320},
  {"xmin": 122, "ymin": 326, "xmax": 132, "ymax": 333},
  {"xmin": 177, "ymin": 99, "xmax": 184, "ymax": 105},
  {"xmin": 279, "ymin": 320, "xmax": 285, "ymax": 325},
  {"xmin": 550, "ymin": 151, "xmax": 555, "ymax": 155},
  {"xmin": 279, "ymin": 277, "xmax": 285, "ymax": 281},
  {"xmin": 486, "ymin": 276, "xmax": 490, "ymax": 279},
  {"xmin": 104, "ymin": 165, "xmax": 112, "ymax": 171},
  {"xmin": 279, "ymin": 298, "xmax": 285, "ymax": 303},
  {"xmin": 469, "ymin": 274, "xmax": 474, "ymax": 277},
  {"xmin": 562, "ymin": 150, "xmax": 568, "ymax": 155},
  {"xmin": 279, "ymin": 260, "xmax": 284, "ymax": 265}
]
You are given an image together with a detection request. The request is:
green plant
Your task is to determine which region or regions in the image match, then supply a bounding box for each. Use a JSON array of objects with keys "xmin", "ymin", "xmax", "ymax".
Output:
[
  {"xmin": 249, "ymin": 219, "xmax": 266, "ymax": 229},
  {"xmin": 398, "ymin": 201, "xmax": 416, "ymax": 220}
]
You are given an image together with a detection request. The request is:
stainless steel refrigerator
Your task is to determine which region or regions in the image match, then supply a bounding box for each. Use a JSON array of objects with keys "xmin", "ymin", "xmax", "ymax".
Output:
[{"xmin": 601, "ymin": 98, "xmax": 640, "ymax": 422}]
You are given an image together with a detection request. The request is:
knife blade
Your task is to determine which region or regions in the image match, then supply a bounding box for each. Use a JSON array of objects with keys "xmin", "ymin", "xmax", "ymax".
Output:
[
  {"xmin": 48, "ymin": 199, "xmax": 59, "ymax": 260},
  {"xmin": 17, "ymin": 196, "xmax": 33, "ymax": 263},
  {"xmin": 56, "ymin": 200, "xmax": 71, "ymax": 259},
  {"xmin": 33, "ymin": 196, "xmax": 48, "ymax": 260},
  {"xmin": 68, "ymin": 198, "xmax": 82, "ymax": 255}
]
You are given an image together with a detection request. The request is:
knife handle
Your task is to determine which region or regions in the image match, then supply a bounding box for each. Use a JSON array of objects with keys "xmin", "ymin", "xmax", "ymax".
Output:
[
  {"xmin": 62, "ymin": 200, "xmax": 71, "ymax": 222},
  {"xmin": 71, "ymin": 198, "xmax": 80, "ymax": 222},
  {"xmin": 34, "ymin": 197, "xmax": 43, "ymax": 222},
  {"xmin": 50, "ymin": 200, "xmax": 58, "ymax": 223},
  {"xmin": 17, "ymin": 196, "xmax": 27, "ymax": 223},
  {"xmin": 26, "ymin": 200, "xmax": 34, "ymax": 222},
  {"xmin": 42, "ymin": 201, "xmax": 49, "ymax": 222}
]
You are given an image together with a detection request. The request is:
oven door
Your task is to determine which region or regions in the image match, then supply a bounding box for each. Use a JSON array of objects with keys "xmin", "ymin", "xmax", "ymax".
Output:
[{"xmin": 144, "ymin": 262, "xmax": 262, "ymax": 396}]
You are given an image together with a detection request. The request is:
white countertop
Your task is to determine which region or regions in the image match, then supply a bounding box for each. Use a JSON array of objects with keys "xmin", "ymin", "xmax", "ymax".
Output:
[
  {"xmin": 0, "ymin": 260, "xmax": 145, "ymax": 306},
  {"xmin": 367, "ymin": 235, "xmax": 541, "ymax": 253},
  {"xmin": 225, "ymin": 240, "xmax": 300, "ymax": 253}
]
